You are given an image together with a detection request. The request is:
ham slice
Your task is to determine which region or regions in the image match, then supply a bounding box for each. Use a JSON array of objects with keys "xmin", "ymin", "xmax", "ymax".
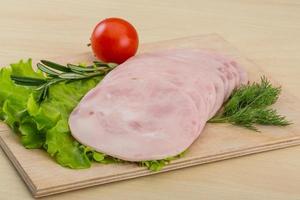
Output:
[
  {"xmin": 69, "ymin": 49, "xmax": 247, "ymax": 161},
  {"xmin": 69, "ymin": 76, "xmax": 202, "ymax": 161},
  {"xmin": 104, "ymin": 52, "xmax": 217, "ymax": 119}
]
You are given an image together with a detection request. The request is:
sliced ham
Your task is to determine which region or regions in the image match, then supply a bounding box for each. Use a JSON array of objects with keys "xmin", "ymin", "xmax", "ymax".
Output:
[
  {"xmin": 69, "ymin": 76, "xmax": 203, "ymax": 161},
  {"xmin": 69, "ymin": 49, "xmax": 248, "ymax": 161},
  {"xmin": 104, "ymin": 52, "xmax": 218, "ymax": 119}
]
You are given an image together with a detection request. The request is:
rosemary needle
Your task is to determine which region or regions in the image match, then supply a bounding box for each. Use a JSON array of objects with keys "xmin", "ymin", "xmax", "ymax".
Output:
[{"xmin": 11, "ymin": 60, "xmax": 117, "ymax": 103}]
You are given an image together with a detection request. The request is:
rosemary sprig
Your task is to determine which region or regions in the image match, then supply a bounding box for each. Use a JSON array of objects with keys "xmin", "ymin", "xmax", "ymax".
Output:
[
  {"xmin": 11, "ymin": 60, "xmax": 118, "ymax": 103},
  {"xmin": 209, "ymin": 76, "xmax": 291, "ymax": 131}
]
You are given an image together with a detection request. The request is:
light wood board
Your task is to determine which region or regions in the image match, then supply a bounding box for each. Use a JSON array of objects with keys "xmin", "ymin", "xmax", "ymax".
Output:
[{"xmin": 0, "ymin": 34, "xmax": 299, "ymax": 198}]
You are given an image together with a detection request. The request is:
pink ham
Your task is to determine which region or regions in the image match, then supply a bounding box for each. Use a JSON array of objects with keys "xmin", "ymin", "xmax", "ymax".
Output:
[
  {"xmin": 104, "ymin": 52, "xmax": 218, "ymax": 119},
  {"xmin": 69, "ymin": 76, "xmax": 203, "ymax": 161},
  {"xmin": 151, "ymin": 49, "xmax": 240, "ymax": 101},
  {"xmin": 69, "ymin": 49, "xmax": 248, "ymax": 161},
  {"xmin": 105, "ymin": 51, "xmax": 219, "ymax": 118}
]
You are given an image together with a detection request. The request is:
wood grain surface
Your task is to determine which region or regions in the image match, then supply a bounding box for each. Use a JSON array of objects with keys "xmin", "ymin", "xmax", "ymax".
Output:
[
  {"xmin": 1, "ymin": 34, "xmax": 299, "ymax": 198},
  {"xmin": 0, "ymin": 1, "xmax": 300, "ymax": 200}
]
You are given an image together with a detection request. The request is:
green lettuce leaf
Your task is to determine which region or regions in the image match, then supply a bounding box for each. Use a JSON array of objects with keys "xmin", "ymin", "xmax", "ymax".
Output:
[
  {"xmin": 0, "ymin": 60, "xmax": 37, "ymax": 132},
  {"xmin": 19, "ymin": 119, "xmax": 44, "ymax": 149},
  {"xmin": 0, "ymin": 59, "xmax": 100, "ymax": 168}
]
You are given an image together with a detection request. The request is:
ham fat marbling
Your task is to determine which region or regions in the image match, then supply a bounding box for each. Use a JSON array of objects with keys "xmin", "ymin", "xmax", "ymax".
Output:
[{"xmin": 69, "ymin": 49, "xmax": 248, "ymax": 161}]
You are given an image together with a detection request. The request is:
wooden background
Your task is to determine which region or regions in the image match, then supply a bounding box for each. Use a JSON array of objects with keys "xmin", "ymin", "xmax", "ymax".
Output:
[{"xmin": 0, "ymin": 0, "xmax": 299, "ymax": 199}]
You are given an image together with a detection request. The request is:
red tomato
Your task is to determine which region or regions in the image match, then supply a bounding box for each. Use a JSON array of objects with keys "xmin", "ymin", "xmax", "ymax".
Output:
[{"xmin": 90, "ymin": 18, "xmax": 139, "ymax": 64}]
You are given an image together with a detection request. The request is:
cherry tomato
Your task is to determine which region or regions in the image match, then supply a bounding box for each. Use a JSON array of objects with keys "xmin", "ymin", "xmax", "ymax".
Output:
[{"xmin": 90, "ymin": 18, "xmax": 139, "ymax": 64}]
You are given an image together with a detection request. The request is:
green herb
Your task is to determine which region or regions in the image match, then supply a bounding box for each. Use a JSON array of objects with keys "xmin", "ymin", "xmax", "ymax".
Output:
[
  {"xmin": 11, "ymin": 60, "xmax": 118, "ymax": 103},
  {"xmin": 209, "ymin": 76, "xmax": 290, "ymax": 131}
]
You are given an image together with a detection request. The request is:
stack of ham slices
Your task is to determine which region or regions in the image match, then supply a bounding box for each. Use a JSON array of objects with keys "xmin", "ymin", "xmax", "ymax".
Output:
[{"xmin": 69, "ymin": 49, "xmax": 248, "ymax": 161}]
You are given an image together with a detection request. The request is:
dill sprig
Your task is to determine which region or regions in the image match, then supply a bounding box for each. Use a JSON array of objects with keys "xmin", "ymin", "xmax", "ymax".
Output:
[
  {"xmin": 209, "ymin": 76, "xmax": 291, "ymax": 131},
  {"xmin": 10, "ymin": 60, "xmax": 117, "ymax": 103}
]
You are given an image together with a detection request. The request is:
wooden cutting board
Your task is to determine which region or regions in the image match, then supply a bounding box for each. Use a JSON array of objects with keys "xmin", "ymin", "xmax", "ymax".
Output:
[{"xmin": 0, "ymin": 34, "xmax": 299, "ymax": 198}]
